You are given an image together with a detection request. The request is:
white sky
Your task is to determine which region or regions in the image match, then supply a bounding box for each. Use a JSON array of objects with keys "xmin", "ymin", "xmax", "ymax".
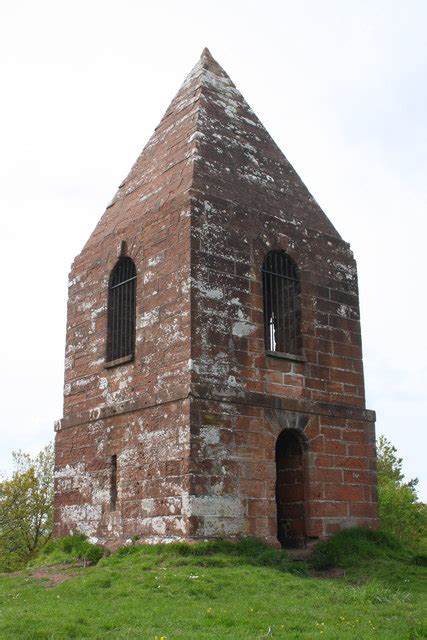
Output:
[{"xmin": 0, "ymin": 0, "xmax": 426, "ymax": 498}]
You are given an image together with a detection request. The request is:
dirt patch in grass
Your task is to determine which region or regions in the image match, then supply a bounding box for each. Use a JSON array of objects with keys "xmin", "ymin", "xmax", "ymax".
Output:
[
  {"xmin": 31, "ymin": 563, "xmax": 81, "ymax": 588},
  {"xmin": 312, "ymin": 566, "xmax": 346, "ymax": 579}
]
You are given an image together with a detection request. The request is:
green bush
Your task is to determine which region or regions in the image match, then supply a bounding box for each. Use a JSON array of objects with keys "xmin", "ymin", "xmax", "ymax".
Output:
[
  {"xmin": 0, "ymin": 445, "xmax": 54, "ymax": 572},
  {"xmin": 377, "ymin": 436, "xmax": 426, "ymax": 546},
  {"xmin": 310, "ymin": 527, "xmax": 403, "ymax": 570},
  {"xmin": 36, "ymin": 534, "xmax": 104, "ymax": 566}
]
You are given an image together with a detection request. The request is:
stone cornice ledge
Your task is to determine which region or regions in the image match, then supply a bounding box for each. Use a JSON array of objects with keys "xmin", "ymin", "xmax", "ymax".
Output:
[{"xmin": 55, "ymin": 386, "xmax": 375, "ymax": 432}]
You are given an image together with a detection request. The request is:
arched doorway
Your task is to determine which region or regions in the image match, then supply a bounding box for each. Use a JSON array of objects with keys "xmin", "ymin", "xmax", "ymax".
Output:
[{"xmin": 275, "ymin": 429, "xmax": 306, "ymax": 548}]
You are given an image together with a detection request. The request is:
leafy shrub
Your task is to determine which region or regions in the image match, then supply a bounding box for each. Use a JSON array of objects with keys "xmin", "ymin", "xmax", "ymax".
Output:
[
  {"xmin": 377, "ymin": 436, "xmax": 426, "ymax": 547},
  {"xmin": 0, "ymin": 445, "xmax": 54, "ymax": 571},
  {"xmin": 36, "ymin": 534, "xmax": 104, "ymax": 566},
  {"xmin": 310, "ymin": 527, "xmax": 402, "ymax": 570}
]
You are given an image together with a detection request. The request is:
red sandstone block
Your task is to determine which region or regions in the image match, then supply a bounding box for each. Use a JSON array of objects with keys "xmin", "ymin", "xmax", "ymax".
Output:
[
  {"xmin": 321, "ymin": 426, "xmax": 343, "ymax": 440},
  {"xmin": 347, "ymin": 443, "xmax": 375, "ymax": 457},
  {"xmin": 305, "ymin": 518, "xmax": 324, "ymax": 538},
  {"xmin": 247, "ymin": 499, "xmax": 271, "ymax": 518},
  {"xmin": 342, "ymin": 428, "xmax": 366, "ymax": 444},
  {"xmin": 326, "ymin": 440, "xmax": 347, "ymax": 455},
  {"xmin": 343, "ymin": 469, "xmax": 375, "ymax": 485},
  {"xmin": 350, "ymin": 332, "xmax": 362, "ymax": 346},
  {"xmin": 364, "ymin": 483, "xmax": 377, "ymax": 502},
  {"xmin": 314, "ymin": 454, "xmax": 335, "ymax": 467},
  {"xmin": 350, "ymin": 502, "xmax": 377, "ymax": 517},
  {"xmin": 307, "ymin": 434, "xmax": 324, "ymax": 453},
  {"xmin": 329, "ymin": 316, "xmax": 360, "ymax": 334},
  {"xmin": 316, "ymin": 326, "xmax": 350, "ymax": 343},
  {"xmin": 310, "ymin": 501, "xmax": 349, "ymax": 518},
  {"xmin": 333, "ymin": 342, "xmax": 361, "ymax": 358},
  {"xmin": 282, "ymin": 374, "xmax": 304, "ymax": 387},
  {"xmin": 234, "ymin": 430, "xmax": 260, "ymax": 448},
  {"xmin": 264, "ymin": 370, "xmax": 284, "ymax": 384},
  {"xmin": 262, "ymin": 357, "xmax": 293, "ymax": 373},
  {"xmin": 323, "ymin": 483, "xmax": 364, "ymax": 501},
  {"xmin": 330, "ymin": 369, "xmax": 363, "ymax": 386},
  {"xmin": 310, "ymin": 468, "xmax": 343, "ymax": 484},
  {"xmin": 305, "ymin": 482, "xmax": 324, "ymax": 500},
  {"xmin": 318, "ymin": 353, "xmax": 355, "ymax": 370},
  {"xmin": 265, "ymin": 382, "xmax": 304, "ymax": 397},
  {"xmin": 305, "ymin": 377, "xmax": 327, "ymax": 391},
  {"xmin": 309, "ymin": 364, "xmax": 330, "ymax": 380},
  {"xmin": 247, "ymin": 380, "xmax": 265, "ymax": 393},
  {"xmin": 333, "ymin": 455, "xmax": 368, "ymax": 470},
  {"xmin": 304, "ymin": 335, "xmax": 333, "ymax": 354},
  {"xmin": 304, "ymin": 419, "xmax": 320, "ymax": 439}
]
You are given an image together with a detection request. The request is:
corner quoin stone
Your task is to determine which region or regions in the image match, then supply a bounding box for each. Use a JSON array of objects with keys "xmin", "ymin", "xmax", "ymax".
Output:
[{"xmin": 54, "ymin": 48, "xmax": 379, "ymax": 547}]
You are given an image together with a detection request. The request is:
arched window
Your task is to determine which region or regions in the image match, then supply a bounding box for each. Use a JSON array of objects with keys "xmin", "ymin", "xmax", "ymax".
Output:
[
  {"xmin": 106, "ymin": 257, "xmax": 136, "ymax": 363},
  {"xmin": 262, "ymin": 251, "xmax": 300, "ymax": 354}
]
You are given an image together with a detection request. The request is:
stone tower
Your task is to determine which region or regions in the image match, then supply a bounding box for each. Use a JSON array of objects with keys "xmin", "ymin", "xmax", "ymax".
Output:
[{"xmin": 54, "ymin": 49, "xmax": 378, "ymax": 547}]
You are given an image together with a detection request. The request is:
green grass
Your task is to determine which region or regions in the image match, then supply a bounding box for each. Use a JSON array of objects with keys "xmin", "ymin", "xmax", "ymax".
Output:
[
  {"xmin": 310, "ymin": 527, "xmax": 405, "ymax": 569},
  {"xmin": 30, "ymin": 534, "xmax": 105, "ymax": 568},
  {"xmin": 0, "ymin": 531, "xmax": 425, "ymax": 639}
]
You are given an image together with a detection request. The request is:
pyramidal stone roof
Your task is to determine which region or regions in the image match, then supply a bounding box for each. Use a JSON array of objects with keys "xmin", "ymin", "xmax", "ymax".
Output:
[{"xmin": 86, "ymin": 48, "xmax": 340, "ymax": 250}]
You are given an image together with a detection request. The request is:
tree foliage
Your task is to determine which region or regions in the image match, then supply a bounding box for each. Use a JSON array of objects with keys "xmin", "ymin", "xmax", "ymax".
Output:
[
  {"xmin": 377, "ymin": 435, "xmax": 426, "ymax": 546},
  {"xmin": 0, "ymin": 444, "xmax": 54, "ymax": 571}
]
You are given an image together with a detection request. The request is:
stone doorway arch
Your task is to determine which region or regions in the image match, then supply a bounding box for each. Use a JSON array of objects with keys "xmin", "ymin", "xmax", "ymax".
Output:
[{"xmin": 275, "ymin": 428, "xmax": 307, "ymax": 548}]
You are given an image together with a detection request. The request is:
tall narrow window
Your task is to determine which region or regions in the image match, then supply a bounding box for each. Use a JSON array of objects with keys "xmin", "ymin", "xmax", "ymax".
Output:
[
  {"xmin": 106, "ymin": 257, "xmax": 136, "ymax": 362},
  {"xmin": 262, "ymin": 251, "xmax": 300, "ymax": 354},
  {"xmin": 110, "ymin": 455, "xmax": 117, "ymax": 511}
]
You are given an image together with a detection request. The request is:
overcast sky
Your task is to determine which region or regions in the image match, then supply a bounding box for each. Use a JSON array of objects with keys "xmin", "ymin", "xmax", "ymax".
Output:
[{"xmin": 0, "ymin": 0, "xmax": 426, "ymax": 498}]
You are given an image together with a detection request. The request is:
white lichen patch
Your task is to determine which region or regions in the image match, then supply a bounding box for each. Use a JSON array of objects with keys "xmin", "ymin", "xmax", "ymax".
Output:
[
  {"xmin": 337, "ymin": 304, "xmax": 350, "ymax": 318},
  {"xmin": 184, "ymin": 495, "xmax": 244, "ymax": 518},
  {"xmin": 231, "ymin": 320, "xmax": 255, "ymax": 337},
  {"xmin": 141, "ymin": 498, "xmax": 155, "ymax": 515},
  {"xmin": 61, "ymin": 504, "xmax": 103, "ymax": 537},
  {"xmin": 193, "ymin": 281, "xmax": 223, "ymax": 300},
  {"xmin": 199, "ymin": 426, "xmax": 221, "ymax": 445},
  {"xmin": 143, "ymin": 270, "xmax": 156, "ymax": 284},
  {"xmin": 148, "ymin": 254, "xmax": 162, "ymax": 268}
]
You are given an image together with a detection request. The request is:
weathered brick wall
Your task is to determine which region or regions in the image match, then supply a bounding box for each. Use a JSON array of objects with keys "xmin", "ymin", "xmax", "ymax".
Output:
[
  {"xmin": 184, "ymin": 49, "xmax": 377, "ymax": 543},
  {"xmin": 188, "ymin": 399, "xmax": 377, "ymax": 546},
  {"xmin": 55, "ymin": 62, "xmax": 199, "ymax": 540},
  {"xmin": 190, "ymin": 195, "xmax": 365, "ymax": 409},
  {"xmin": 63, "ymin": 193, "xmax": 192, "ymax": 417},
  {"xmin": 54, "ymin": 48, "xmax": 378, "ymax": 546},
  {"xmin": 55, "ymin": 399, "xmax": 192, "ymax": 544}
]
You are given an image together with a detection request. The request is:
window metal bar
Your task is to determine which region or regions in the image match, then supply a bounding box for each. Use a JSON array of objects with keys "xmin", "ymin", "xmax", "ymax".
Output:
[
  {"xmin": 110, "ymin": 455, "xmax": 117, "ymax": 511},
  {"xmin": 107, "ymin": 257, "xmax": 136, "ymax": 362},
  {"xmin": 261, "ymin": 251, "xmax": 299, "ymax": 356},
  {"xmin": 110, "ymin": 275, "xmax": 137, "ymax": 290}
]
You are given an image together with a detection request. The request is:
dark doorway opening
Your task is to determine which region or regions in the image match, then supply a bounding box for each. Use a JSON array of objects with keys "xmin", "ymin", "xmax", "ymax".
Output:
[{"xmin": 275, "ymin": 429, "xmax": 306, "ymax": 548}]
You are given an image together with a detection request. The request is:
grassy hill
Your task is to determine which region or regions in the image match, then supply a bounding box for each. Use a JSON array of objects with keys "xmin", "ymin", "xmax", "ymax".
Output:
[{"xmin": 0, "ymin": 530, "xmax": 425, "ymax": 639}]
